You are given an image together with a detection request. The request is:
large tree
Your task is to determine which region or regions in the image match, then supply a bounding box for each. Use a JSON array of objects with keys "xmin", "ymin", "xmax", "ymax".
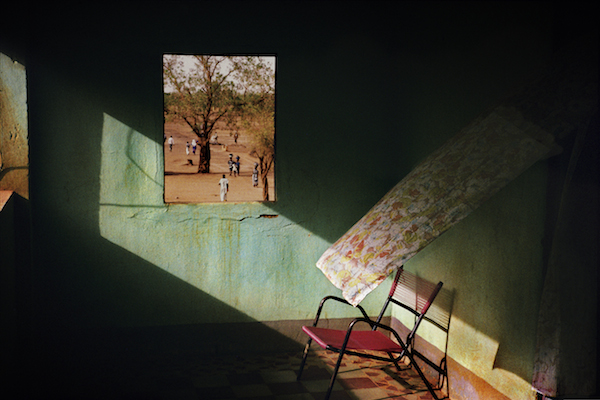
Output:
[{"xmin": 163, "ymin": 55, "xmax": 242, "ymax": 173}]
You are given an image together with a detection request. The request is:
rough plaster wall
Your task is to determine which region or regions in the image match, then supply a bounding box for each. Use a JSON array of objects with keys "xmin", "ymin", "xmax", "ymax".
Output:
[
  {"xmin": 15, "ymin": 4, "xmax": 554, "ymax": 331},
  {"xmin": 21, "ymin": 29, "xmax": 396, "ymax": 330},
  {"xmin": 97, "ymin": 111, "xmax": 347, "ymax": 324},
  {"xmin": 95, "ymin": 115, "xmax": 398, "ymax": 325},
  {"xmin": 0, "ymin": 52, "xmax": 28, "ymax": 198}
]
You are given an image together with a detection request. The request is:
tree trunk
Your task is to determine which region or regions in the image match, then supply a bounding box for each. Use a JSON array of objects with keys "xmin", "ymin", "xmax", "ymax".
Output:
[
  {"xmin": 197, "ymin": 136, "xmax": 210, "ymax": 173},
  {"xmin": 262, "ymin": 175, "xmax": 269, "ymax": 201}
]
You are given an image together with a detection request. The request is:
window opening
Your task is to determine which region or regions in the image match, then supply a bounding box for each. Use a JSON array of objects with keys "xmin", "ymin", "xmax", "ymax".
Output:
[{"xmin": 163, "ymin": 54, "xmax": 275, "ymax": 203}]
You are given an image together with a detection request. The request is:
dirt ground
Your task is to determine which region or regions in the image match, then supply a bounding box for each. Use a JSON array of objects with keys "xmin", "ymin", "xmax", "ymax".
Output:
[{"xmin": 163, "ymin": 121, "xmax": 275, "ymax": 203}]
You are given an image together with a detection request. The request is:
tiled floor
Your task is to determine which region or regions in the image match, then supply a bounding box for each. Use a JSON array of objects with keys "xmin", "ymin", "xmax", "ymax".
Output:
[{"xmin": 112, "ymin": 349, "xmax": 447, "ymax": 400}]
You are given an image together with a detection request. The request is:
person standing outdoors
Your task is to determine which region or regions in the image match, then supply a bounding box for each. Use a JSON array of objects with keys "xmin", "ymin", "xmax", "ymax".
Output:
[
  {"xmin": 218, "ymin": 174, "xmax": 229, "ymax": 202},
  {"xmin": 252, "ymin": 162, "xmax": 259, "ymax": 187},
  {"xmin": 228, "ymin": 154, "xmax": 234, "ymax": 176},
  {"xmin": 168, "ymin": 136, "xmax": 174, "ymax": 151}
]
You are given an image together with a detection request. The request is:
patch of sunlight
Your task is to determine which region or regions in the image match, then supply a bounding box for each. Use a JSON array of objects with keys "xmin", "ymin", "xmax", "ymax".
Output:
[
  {"xmin": 99, "ymin": 113, "xmax": 172, "ymax": 272},
  {"xmin": 395, "ymin": 306, "xmax": 535, "ymax": 399},
  {"xmin": 99, "ymin": 113, "xmax": 163, "ymax": 207},
  {"xmin": 97, "ymin": 113, "xmax": 315, "ymax": 322}
]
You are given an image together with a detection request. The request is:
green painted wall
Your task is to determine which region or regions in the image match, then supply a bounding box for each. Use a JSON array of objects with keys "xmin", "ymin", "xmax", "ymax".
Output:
[
  {"xmin": 2, "ymin": 2, "xmax": 595, "ymax": 399},
  {"xmin": 13, "ymin": 2, "xmax": 554, "ymax": 329}
]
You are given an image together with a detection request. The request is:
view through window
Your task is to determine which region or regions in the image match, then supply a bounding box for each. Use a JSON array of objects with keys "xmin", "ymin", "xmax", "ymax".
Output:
[{"xmin": 163, "ymin": 54, "xmax": 275, "ymax": 203}]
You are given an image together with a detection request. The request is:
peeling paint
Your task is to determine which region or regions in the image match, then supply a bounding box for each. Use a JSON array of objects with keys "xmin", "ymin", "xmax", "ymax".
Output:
[{"xmin": 0, "ymin": 52, "xmax": 28, "ymax": 198}]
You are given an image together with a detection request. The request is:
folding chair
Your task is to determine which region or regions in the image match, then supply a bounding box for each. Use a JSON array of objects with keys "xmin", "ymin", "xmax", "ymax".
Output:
[{"xmin": 297, "ymin": 267, "xmax": 444, "ymax": 400}]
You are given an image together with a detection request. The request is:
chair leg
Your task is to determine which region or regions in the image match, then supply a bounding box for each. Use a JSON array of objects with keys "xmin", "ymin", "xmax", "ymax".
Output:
[
  {"xmin": 324, "ymin": 350, "xmax": 345, "ymax": 400},
  {"xmin": 388, "ymin": 351, "xmax": 407, "ymax": 373},
  {"xmin": 438, "ymin": 357, "xmax": 447, "ymax": 391},
  {"xmin": 406, "ymin": 352, "xmax": 440, "ymax": 400},
  {"xmin": 297, "ymin": 339, "xmax": 312, "ymax": 380}
]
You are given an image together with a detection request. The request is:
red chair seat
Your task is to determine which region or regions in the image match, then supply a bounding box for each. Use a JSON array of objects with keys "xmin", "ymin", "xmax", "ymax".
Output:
[{"xmin": 302, "ymin": 326, "xmax": 402, "ymax": 353}]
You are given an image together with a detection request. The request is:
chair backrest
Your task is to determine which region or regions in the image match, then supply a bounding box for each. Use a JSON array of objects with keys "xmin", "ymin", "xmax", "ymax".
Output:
[{"xmin": 376, "ymin": 268, "xmax": 448, "ymax": 334}]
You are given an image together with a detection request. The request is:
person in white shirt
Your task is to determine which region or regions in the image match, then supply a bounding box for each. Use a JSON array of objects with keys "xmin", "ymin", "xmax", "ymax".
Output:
[
  {"xmin": 168, "ymin": 136, "xmax": 174, "ymax": 151},
  {"xmin": 218, "ymin": 174, "xmax": 229, "ymax": 201}
]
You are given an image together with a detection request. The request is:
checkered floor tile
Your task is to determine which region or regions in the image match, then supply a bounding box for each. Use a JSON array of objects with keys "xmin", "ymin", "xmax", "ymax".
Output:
[{"xmin": 117, "ymin": 350, "xmax": 447, "ymax": 399}]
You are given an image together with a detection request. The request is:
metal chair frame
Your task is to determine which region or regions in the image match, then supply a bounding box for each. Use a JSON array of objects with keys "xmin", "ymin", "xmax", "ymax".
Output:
[{"xmin": 297, "ymin": 268, "xmax": 444, "ymax": 400}]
